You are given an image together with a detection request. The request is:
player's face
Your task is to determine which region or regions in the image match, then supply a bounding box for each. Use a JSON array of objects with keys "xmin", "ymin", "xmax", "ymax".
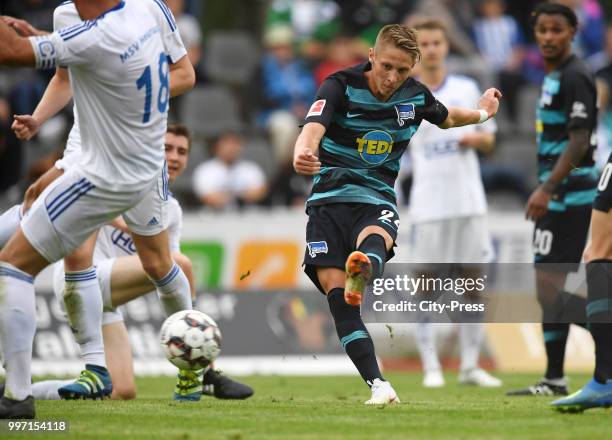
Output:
[
  {"xmin": 534, "ymin": 13, "xmax": 575, "ymax": 62},
  {"xmin": 165, "ymin": 132, "xmax": 190, "ymax": 182},
  {"xmin": 417, "ymin": 29, "xmax": 448, "ymax": 70},
  {"xmin": 368, "ymin": 43, "xmax": 416, "ymax": 100}
]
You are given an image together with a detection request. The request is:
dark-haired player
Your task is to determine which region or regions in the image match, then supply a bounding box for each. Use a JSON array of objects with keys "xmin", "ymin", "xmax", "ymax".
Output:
[
  {"xmin": 293, "ymin": 23, "xmax": 501, "ymax": 404},
  {"xmin": 508, "ymin": 3, "xmax": 598, "ymax": 397}
]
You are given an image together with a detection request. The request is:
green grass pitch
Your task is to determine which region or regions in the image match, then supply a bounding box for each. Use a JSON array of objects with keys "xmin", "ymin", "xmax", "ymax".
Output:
[{"xmin": 21, "ymin": 373, "xmax": 612, "ymax": 439}]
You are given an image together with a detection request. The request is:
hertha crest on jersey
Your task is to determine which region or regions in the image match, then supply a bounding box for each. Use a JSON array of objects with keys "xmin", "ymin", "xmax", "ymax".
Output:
[{"xmin": 395, "ymin": 103, "xmax": 415, "ymax": 126}]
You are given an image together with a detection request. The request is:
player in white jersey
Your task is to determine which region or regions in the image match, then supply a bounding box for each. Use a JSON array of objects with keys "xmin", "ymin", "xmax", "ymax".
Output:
[
  {"xmin": 405, "ymin": 20, "xmax": 502, "ymax": 388},
  {"xmin": 0, "ymin": 0, "xmax": 195, "ymax": 418},
  {"xmin": 21, "ymin": 125, "xmax": 253, "ymax": 402}
]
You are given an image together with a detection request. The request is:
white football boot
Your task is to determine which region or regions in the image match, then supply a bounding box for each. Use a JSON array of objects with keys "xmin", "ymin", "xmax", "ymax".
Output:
[
  {"xmin": 458, "ymin": 368, "xmax": 502, "ymax": 387},
  {"xmin": 365, "ymin": 378, "xmax": 400, "ymax": 405},
  {"xmin": 423, "ymin": 370, "xmax": 445, "ymax": 388}
]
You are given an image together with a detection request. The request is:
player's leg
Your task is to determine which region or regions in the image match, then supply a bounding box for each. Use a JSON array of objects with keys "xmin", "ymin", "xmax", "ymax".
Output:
[
  {"xmin": 552, "ymin": 205, "xmax": 612, "ymax": 411},
  {"xmin": 453, "ymin": 217, "xmax": 501, "ymax": 387},
  {"xmin": 0, "ymin": 228, "xmax": 48, "ymax": 418},
  {"xmin": 304, "ymin": 204, "xmax": 398, "ymax": 404},
  {"xmin": 102, "ymin": 319, "xmax": 136, "ymax": 400},
  {"xmin": 0, "ymin": 166, "xmax": 64, "ymax": 248},
  {"xmin": 56, "ymin": 232, "xmax": 114, "ymax": 399},
  {"xmin": 408, "ymin": 220, "xmax": 446, "ymax": 387},
  {"xmin": 0, "ymin": 204, "xmax": 23, "ymax": 249}
]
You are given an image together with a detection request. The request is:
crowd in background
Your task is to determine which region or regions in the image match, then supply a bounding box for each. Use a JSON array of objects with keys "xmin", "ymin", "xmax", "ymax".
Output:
[{"xmin": 1, "ymin": 0, "xmax": 612, "ymax": 211}]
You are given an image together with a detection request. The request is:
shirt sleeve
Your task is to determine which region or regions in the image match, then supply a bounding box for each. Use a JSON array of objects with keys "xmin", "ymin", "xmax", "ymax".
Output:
[
  {"xmin": 151, "ymin": 0, "xmax": 187, "ymax": 63},
  {"xmin": 420, "ymin": 86, "xmax": 449, "ymax": 126},
  {"xmin": 53, "ymin": 5, "xmax": 80, "ymax": 31},
  {"xmin": 562, "ymin": 69, "xmax": 597, "ymax": 131},
  {"xmin": 29, "ymin": 22, "xmax": 101, "ymax": 70},
  {"xmin": 301, "ymin": 76, "xmax": 345, "ymax": 129}
]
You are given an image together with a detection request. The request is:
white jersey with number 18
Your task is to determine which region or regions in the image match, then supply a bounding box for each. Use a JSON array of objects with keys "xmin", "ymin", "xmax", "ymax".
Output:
[{"xmin": 29, "ymin": 0, "xmax": 186, "ymax": 191}]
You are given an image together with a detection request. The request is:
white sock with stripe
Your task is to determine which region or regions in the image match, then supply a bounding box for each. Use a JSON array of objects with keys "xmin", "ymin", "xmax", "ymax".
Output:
[
  {"xmin": 0, "ymin": 262, "xmax": 36, "ymax": 400},
  {"xmin": 31, "ymin": 380, "xmax": 72, "ymax": 400},
  {"xmin": 0, "ymin": 204, "xmax": 22, "ymax": 248},
  {"xmin": 152, "ymin": 263, "xmax": 192, "ymax": 316},
  {"xmin": 63, "ymin": 267, "xmax": 106, "ymax": 367}
]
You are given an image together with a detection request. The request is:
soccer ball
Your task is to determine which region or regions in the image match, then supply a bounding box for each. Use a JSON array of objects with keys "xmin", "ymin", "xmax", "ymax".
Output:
[{"xmin": 159, "ymin": 310, "xmax": 222, "ymax": 370}]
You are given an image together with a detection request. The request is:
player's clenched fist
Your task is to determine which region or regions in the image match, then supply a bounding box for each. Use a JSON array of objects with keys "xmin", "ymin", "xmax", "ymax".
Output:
[
  {"xmin": 478, "ymin": 88, "xmax": 502, "ymax": 119},
  {"xmin": 294, "ymin": 148, "xmax": 321, "ymax": 175},
  {"xmin": 12, "ymin": 114, "xmax": 40, "ymax": 141}
]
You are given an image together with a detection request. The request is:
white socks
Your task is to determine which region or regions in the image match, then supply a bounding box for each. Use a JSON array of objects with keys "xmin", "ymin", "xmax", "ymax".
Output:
[
  {"xmin": 417, "ymin": 322, "xmax": 486, "ymax": 373},
  {"xmin": 31, "ymin": 380, "xmax": 73, "ymax": 400},
  {"xmin": 459, "ymin": 322, "xmax": 485, "ymax": 372},
  {"xmin": 0, "ymin": 262, "xmax": 36, "ymax": 400},
  {"xmin": 0, "ymin": 204, "xmax": 22, "ymax": 248},
  {"xmin": 151, "ymin": 263, "xmax": 192, "ymax": 316},
  {"xmin": 416, "ymin": 322, "xmax": 441, "ymax": 373},
  {"xmin": 63, "ymin": 267, "xmax": 106, "ymax": 367}
]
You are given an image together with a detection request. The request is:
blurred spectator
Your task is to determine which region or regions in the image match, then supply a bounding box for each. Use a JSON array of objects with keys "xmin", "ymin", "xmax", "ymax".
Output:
[
  {"xmin": 267, "ymin": 0, "xmax": 339, "ymax": 41},
  {"xmin": 409, "ymin": 0, "xmax": 477, "ymax": 56},
  {"xmin": 165, "ymin": 0, "xmax": 202, "ymax": 69},
  {"xmin": 555, "ymin": 0, "xmax": 605, "ymax": 58},
  {"xmin": 472, "ymin": 0, "xmax": 525, "ymax": 122},
  {"xmin": 333, "ymin": 0, "xmax": 414, "ymax": 43},
  {"xmin": 0, "ymin": 97, "xmax": 22, "ymax": 192},
  {"xmin": 191, "ymin": 132, "xmax": 268, "ymax": 210},
  {"xmin": 256, "ymin": 25, "xmax": 316, "ymax": 163},
  {"xmin": 314, "ymin": 34, "xmax": 363, "ymax": 86},
  {"xmin": 595, "ymin": 25, "xmax": 612, "ymax": 168}
]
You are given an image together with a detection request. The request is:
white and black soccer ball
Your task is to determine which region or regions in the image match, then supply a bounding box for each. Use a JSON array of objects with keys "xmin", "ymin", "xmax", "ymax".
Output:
[{"xmin": 159, "ymin": 310, "xmax": 222, "ymax": 370}]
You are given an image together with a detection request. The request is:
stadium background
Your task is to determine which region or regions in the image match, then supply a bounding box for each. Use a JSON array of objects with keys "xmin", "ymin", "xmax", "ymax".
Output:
[{"xmin": 0, "ymin": 0, "xmax": 609, "ymax": 377}]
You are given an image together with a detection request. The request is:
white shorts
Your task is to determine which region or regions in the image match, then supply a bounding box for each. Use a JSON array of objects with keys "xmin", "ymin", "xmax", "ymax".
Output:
[
  {"xmin": 52, "ymin": 259, "xmax": 123, "ymax": 326},
  {"xmin": 22, "ymin": 166, "xmax": 169, "ymax": 263},
  {"xmin": 408, "ymin": 216, "xmax": 494, "ymax": 264}
]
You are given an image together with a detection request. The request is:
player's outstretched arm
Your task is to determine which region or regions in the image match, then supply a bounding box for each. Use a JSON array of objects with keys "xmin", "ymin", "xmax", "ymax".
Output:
[
  {"xmin": 12, "ymin": 68, "xmax": 72, "ymax": 140},
  {"xmin": 438, "ymin": 88, "xmax": 502, "ymax": 129},
  {"xmin": 1, "ymin": 16, "xmax": 47, "ymax": 37},
  {"xmin": 293, "ymin": 122, "xmax": 324, "ymax": 176},
  {"xmin": 0, "ymin": 18, "xmax": 36, "ymax": 66},
  {"xmin": 169, "ymin": 55, "xmax": 196, "ymax": 98}
]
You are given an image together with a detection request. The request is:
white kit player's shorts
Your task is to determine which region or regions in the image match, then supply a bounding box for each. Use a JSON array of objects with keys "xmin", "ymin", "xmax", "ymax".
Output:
[
  {"xmin": 21, "ymin": 165, "xmax": 169, "ymax": 263},
  {"xmin": 408, "ymin": 216, "xmax": 494, "ymax": 264},
  {"xmin": 52, "ymin": 259, "xmax": 123, "ymax": 326}
]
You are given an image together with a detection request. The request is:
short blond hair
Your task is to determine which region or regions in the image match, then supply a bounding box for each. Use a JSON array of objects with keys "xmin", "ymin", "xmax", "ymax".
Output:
[{"xmin": 375, "ymin": 24, "xmax": 420, "ymax": 61}]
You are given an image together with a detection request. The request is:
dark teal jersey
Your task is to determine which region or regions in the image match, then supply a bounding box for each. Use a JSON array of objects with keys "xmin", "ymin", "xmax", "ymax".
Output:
[
  {"xmin": 536, "ymin": 55, "xmax": 598, "ymax": 212},
  {"xmin": 302, "ymin": 62, "xmax": 448, "ymax": 209}
]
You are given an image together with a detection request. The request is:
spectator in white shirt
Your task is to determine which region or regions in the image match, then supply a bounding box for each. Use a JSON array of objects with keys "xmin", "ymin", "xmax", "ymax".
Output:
[{"xmin": 192, "ymin": 132, "xmax": 268, "ymax": 209}]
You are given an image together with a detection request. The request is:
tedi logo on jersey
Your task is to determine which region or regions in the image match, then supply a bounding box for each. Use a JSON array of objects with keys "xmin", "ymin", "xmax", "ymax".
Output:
[
  {"xmin": 395, "ymin": 103, "xmax": 415, "ymax": 126},
  {"xmin": 356, "ymin": 130, "xmax": 394, "ymax": 165}
]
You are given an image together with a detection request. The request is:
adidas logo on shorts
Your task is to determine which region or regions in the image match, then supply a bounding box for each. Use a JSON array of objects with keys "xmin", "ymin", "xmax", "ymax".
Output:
[{"xmin": 147, "ymin": 217, "xmax": 159, "ymax": 226}]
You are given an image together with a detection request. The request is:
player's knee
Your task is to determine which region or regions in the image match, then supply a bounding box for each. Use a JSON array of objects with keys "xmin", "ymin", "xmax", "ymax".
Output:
[
  {"xmin": 112, "ymin": 385, "xmax": 136, "ymax": 400},
  {"xmin": 173, "ymin": 253, "xmax": 192, "ymax": 275},
  {"xmin": 141, "ymin": 258, "xmax": 173, "ymax": 280}
]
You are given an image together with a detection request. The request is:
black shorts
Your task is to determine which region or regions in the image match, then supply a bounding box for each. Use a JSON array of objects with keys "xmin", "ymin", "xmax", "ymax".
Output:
[
  {"xmin": 593, "ymin": 160, "xmax": 612, "ymax": 213},
  {"xmin": 533, "ymin": 207, "xmax": 591, "ymax": 271},
  {"xmin": 304, "ymin": 203, "xmax": 398, "ymax": 294}
]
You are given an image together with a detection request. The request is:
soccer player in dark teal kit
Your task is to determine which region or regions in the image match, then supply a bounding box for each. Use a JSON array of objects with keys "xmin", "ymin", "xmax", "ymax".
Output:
[
  {"xmin": 508, "ymin": 3, "xmax": 599, "ymax": 398},
  {"xmin": 293, "ymin": 24, "xmax": 501, "ymax": 404}
]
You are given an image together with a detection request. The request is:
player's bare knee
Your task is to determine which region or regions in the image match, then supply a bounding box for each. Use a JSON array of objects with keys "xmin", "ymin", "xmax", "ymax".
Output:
[
  {"xmin": 112, "ymin": 385, "xmax": 136, "ymax": 400},
  {"xmin": 316, "ymin": 267, "xmax": 344, "ymax": 294},
  {"xmin": 141, "ymin": 258, "xmax": 173, "ymax": 280},
  {"xmin": 357, "ymin": 226, "xmax": 393, "ymax": 250},
  {"xmin": 173, "ymin": 253, "xmax": 192, "ymax": 274}
]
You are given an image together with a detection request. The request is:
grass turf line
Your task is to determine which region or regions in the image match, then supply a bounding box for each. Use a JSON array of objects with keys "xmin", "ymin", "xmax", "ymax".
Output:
[{"xmin": 25, "ymin": 373, "xmax": 612, "ymax": 440}]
